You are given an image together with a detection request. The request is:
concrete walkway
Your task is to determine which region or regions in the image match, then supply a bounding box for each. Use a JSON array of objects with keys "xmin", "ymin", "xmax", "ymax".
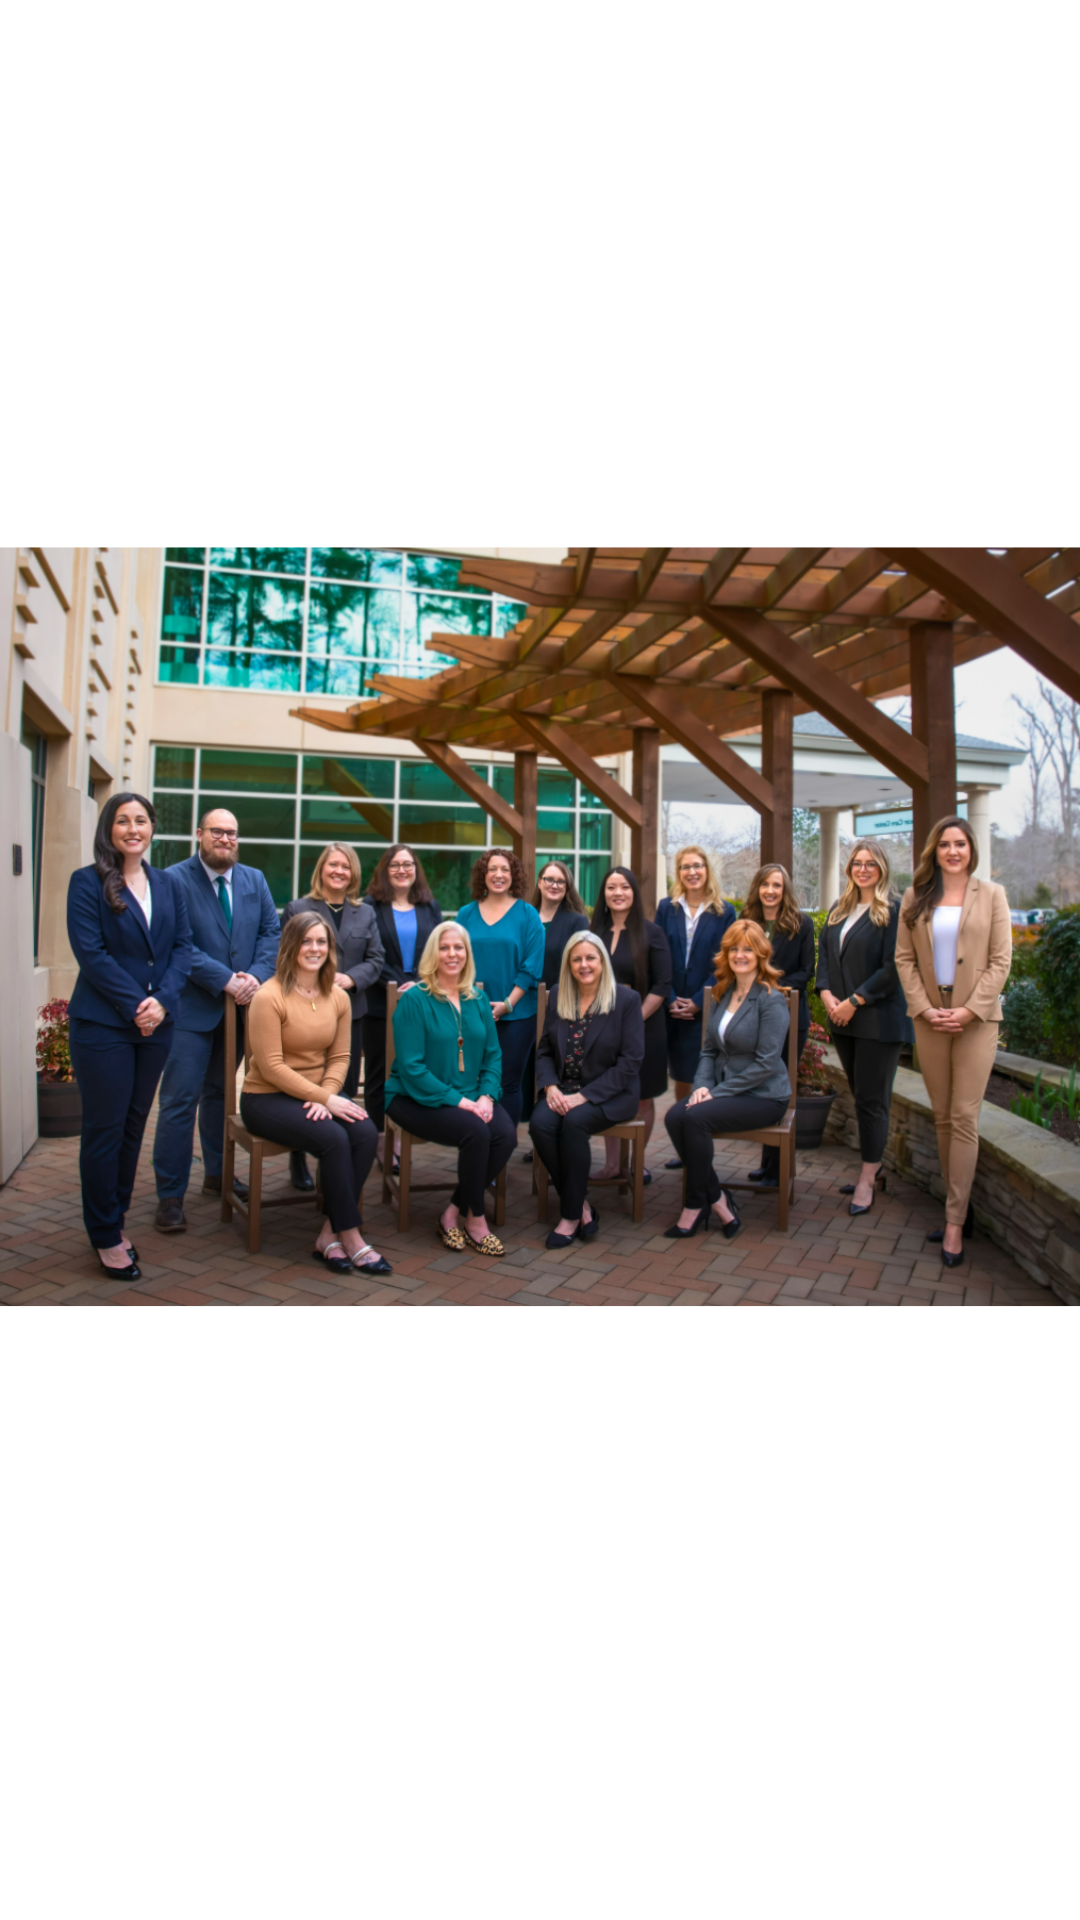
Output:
[{"xmin": 0, "ymin": 1097, "xmax": 1056, "ymax": 1306}]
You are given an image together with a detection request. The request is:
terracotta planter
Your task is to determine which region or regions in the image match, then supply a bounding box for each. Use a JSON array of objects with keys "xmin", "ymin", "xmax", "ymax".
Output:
[
  {"xmin": 37, "ymin": 1075, "xmax": 82, "ymax": 1138},
  {"xmin": 795, "ymin": 1089, "xmax": 836, "ymax": 1150}
]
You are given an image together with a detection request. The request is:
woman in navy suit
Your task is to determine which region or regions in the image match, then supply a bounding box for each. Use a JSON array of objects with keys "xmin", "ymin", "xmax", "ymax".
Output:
[
  {"xmin": 655, "ymin": 845, "xmax": 735, "ymax": 1167},
  {"xmin": 361, "ymin": 844, "xmax": 443, "ymax": 1137},
  {"xmin": 67, "ymin": 793, "xmax": 193, "ymax": 1279}
]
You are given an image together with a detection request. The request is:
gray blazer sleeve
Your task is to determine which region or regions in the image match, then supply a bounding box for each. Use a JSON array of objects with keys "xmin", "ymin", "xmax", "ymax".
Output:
[{"xmin": 344, "ymin": 903, "xmax": 385, "ymax": 996}]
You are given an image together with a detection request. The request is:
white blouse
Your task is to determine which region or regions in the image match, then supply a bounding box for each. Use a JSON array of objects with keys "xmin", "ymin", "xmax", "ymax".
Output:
[
  {"xmin": 839, "ymin": 902, "xmax": 869, "ymax": 947},
  {"xmin": 931, "ymin": 904, "xmax": 963, "ymax": 988}
]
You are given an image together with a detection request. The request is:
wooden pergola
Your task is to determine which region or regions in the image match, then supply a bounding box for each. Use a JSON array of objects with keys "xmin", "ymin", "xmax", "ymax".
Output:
[{"xmin": 293, "ymin": 548, "xmax": 1080, "ymax": 913}]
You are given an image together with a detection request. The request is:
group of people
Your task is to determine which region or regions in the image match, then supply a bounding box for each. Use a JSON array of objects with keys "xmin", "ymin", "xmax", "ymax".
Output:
[{"xmin": 66, "ymin": 793, "xmax": 1013, "ymax": 1280}]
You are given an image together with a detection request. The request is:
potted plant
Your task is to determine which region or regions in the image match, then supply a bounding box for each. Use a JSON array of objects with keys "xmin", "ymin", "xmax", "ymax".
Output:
[
  {"xmin": 36, "ymin": 999, "xmax": 82, "ymax": 1137},
  {"xmin": 795, "ymin": 1021, "xmax": 836, "ymax": 1150}
]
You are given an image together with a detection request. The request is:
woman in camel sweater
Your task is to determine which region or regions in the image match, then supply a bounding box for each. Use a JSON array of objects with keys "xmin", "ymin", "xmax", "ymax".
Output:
[{"xmin": 241, "ymin": 911, "xmax": 390, "ymax": 1275}]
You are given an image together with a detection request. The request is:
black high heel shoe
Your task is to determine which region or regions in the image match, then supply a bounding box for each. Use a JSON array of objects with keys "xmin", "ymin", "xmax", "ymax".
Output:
[
  {"xmin": 928, "ymin": 1203, "xmax": 974, "ymax": 1244},
  {"xmin": 577, "ymin": 1206, "xmax": 600, "ymax": 1242},
  {"xmin": 713, "ymin": 1190, "xmax": 742, "ymax": 1241},
  {"xmin": 96, "ymin": 1251, "xmax": 141, "ymax": 1281},
  {"xmin": 839, "ymin": 1172, "xmax": 886, "ymax": 1196},
  {"xmin": 663, "ymin": 1208, "xmax": 706, "ymax": 1239}
]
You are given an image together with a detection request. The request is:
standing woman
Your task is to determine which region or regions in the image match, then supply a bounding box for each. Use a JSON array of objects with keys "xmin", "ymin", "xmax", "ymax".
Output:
[
  {"xmin": 281, "ymin": 843, "xmax": 385, "ymax": 1190},
  {"xmin": 895, "ymin": 817, "xmax": 1012, "ymax": 1266},
  {"xmin": 656, "ymin": 847, "xmax": 735, "ymax": 1104},
  {"xmin": 817, "ymin": 840, "xmax": 912, "ymax": 1217},
  {"xmin": 361, "ymin": 844, "xmax": 443, "ymax": 1141},
  {"xmin": 741, "ymin": 862, "xmax": 816, "ymax": 1187},
  {"xmin": 456, "ymin": 849, "xmax": 545, "ymax": 1130},
  {"xmin": 241, "ymin": 913, "xmax": 390, "ymax": 1275},
  {"xmin": 384, "ymin": 922, "xmax": 516, "ymax": 1257},
  {"xmin": 591, "ymin": 866, "xmax": 674, "ymax": 1181},
  {"xmin": 67, "ymin": 793, "xmax": 193, "ymax": 1279}
]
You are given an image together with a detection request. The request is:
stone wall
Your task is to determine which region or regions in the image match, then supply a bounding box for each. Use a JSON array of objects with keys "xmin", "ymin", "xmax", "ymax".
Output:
[{"xmin": 822, "ymin": 1049, "xmax": 1080, "ymax": 1305}]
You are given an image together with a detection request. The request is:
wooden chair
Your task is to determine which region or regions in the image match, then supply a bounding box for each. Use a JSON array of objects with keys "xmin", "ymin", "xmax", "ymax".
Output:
[
  {"xmin": 681, "ymin": 986, "xmax": 799, "ymax": 1232},
  {"xmin": 532, "ymin": 984, "xmax": 647, "ymax": 1225},
  {"xmin": 220, "ymin": 994, "xmax": 323, "ymax": 1254},
  {"xmin": 382, "ymin": 983, "xmax": 507, "ymax": 1233}
]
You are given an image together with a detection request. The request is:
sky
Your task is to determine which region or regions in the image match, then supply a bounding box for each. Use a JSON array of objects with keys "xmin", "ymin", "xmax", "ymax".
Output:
[{"xmin": 668, "ymin": 645, "xmax": 1048, "ymax": 844}]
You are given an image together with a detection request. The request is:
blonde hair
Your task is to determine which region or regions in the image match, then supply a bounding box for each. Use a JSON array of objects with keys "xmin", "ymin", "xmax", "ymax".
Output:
[
  {"xmin": 308, "ymin": 841, "xmax": 362, "ymax": 904},
  {"xmin": 711, "ymin": 919, "xmax": 783, "ymax": 1001},
  {"xmin": 416, "ymin": 920, "xmax": 479, "ymax": 999},
  {"xmin": 556, "ymin": 931, "xmax": 617, "ymax": 1021},
  {"xmin": 276, "ymin": 911, "xmax": 339, "ymax": 998},
  {"xmin": 670, "ymin": 844, "xmax": 725, "ymax": 910},
  {"xmin": 828, "ymin": 840, "xmax": 894, "ymax": 929}
]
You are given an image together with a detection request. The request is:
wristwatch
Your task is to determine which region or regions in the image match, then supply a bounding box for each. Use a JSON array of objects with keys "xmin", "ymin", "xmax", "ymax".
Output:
[{"xmin": 851, "ymin": 994, "xmax": 864, "ymax": 1007}]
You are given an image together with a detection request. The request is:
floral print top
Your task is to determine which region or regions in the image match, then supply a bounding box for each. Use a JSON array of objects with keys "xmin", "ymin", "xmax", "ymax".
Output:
[{"xmin": 561, "ymin": 1013, "xmax": 592, "ymax": 1092}]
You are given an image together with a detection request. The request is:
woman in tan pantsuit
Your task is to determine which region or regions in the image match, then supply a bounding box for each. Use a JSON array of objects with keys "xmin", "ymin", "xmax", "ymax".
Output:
[{"xmin": 895, "ymin": 816, "xmax": 1012, "ymax": 1269}]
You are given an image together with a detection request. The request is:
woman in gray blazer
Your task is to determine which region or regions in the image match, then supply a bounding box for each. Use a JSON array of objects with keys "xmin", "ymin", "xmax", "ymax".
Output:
[
  {"xmin": 281, "ymin": 843, "xmax": 385, "ymax": 1188},
  {"xmin": 663, "ymin": 919, "xmax": 790, "ymax": 1241}
]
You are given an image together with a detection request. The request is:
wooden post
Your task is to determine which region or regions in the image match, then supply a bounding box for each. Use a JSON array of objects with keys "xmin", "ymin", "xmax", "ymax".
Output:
[
  {"xmin": 909, "ymin": 623, "xmax": 957, "ymax": 860},
  {"xmin": 760, "ymin": 689, "xmax": 794, "ymax": 874},
  {"xmin": 513, "ymin": 750, "xmax": 538, "ymax": 884},
  {"xmin": 818, "ymin": 806, "xmax": 841, "ymax": 913},
  {"xmin": 630, "ymin": 728, "xmax": 661, "ymax": 915}
]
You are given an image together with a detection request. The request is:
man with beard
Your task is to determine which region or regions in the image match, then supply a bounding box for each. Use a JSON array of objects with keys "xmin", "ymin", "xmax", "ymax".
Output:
[{"xmin": 152, "ymin": 808, "xmax": 281, "ymax": 1231}]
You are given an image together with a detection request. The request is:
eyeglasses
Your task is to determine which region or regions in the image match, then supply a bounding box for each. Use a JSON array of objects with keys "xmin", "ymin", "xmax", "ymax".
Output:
[
  {"xmin": 388, "ymin": 861, "xmax": 416, "ymax": 872},
  {"xmin": 851, "ymin": 862, "xmax": 879, "ymax": 874},
  {"xmin": 205, "ymin": 829, "xmax": 238, "ymax": 841},
  {"xmin": 680, "ymin": 864, "xmax": 706, "ymax": 874}
]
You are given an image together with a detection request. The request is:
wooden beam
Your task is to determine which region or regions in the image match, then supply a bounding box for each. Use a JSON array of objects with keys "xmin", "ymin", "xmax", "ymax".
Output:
[
  {"xmin": 759, "ymin": 548, "xmax": 830, "ymax": 610},
  {"xmin": 885, "ymin": 547, "xmax": 1080, "ymax": 703},
  {"xmin": 319, "ymin": 757, "xmax": 395, "ymax": 841},
  {"xmin": 513, "ymin": 715, "xmax": 643, "ymax": 831},
  {"xmin": 513, "ymin": 751, "xmax": 538, "ymax": 880},
  {"xmin": 759, "ymin": 689, "xmax": 794, "ymax": 872},
  {"xmin": 700, "ymin": 607, "xmax": 929, "ymax": 787},
  {"xmin": 560, "ymin": 547, "xmax": 671, "ymax": 669},
  {"xmin": 631, "ymin": 729, "xmax": 661, "ymax": 916},
  {"xmin": 909, "ymin": 623, "xmax": 957, "ymax": 857},
  {"xmin": 612, "ymin": 675, "xmax": 775, "ymax": 814},
  {"xmin": 418, "ymin": 741, "xmax": 523, "ymax": 840}
]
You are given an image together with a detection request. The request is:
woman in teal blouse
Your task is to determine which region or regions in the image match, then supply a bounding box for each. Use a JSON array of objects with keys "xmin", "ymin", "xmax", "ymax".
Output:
[
  {"xmin": 456, "ymin": 849, "xmax": 545, "ymax": 1128},
  {"xmin": 384, "ymin": 921, "xmax": 515, "ymax": 1256}
]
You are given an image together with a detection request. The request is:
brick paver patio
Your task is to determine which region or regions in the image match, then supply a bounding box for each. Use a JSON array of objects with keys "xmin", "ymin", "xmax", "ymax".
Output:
[{"xmin": 0, "ymin": 1093, "xmax": 1055, "ymax": 1306}]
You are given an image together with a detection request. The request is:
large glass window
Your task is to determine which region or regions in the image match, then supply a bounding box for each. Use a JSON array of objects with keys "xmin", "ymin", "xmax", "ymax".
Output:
[
  {"xmin": 149, "ymin": 746, "xmax": 615, "ymax": 911},
  {"xmin": 157, "ymin": 549, "xmax": 527, "ymax": 695}
]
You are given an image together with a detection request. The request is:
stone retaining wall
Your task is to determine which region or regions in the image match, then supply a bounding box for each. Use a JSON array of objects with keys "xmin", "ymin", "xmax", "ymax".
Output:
[{"xmin": 822, "ymin": 1049, "xmax": 1080, "ymax": 1305}]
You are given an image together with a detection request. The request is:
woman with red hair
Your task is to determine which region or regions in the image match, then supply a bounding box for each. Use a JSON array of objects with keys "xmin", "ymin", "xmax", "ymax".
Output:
[{"xmin": 662, "ymin": 920, "xmax": 791, "ymax": 1241}]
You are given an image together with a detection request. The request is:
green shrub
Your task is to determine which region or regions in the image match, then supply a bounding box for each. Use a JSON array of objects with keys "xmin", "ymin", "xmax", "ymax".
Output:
[
  {"xmin": 808, "ymin": 908, "xmax": 830, "ymax": 1029},
  {"xmin": 1034, "ymin": 905, "xmax": 1080, "ymax": 1065},
  {"xmin": 1001, "ymin": 979, "xmax": 1051, "ymax": 1060}
]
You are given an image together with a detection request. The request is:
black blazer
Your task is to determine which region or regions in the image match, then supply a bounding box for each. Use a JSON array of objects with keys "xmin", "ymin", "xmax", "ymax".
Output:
[
  {"xmin": 762, "ymin": 913, "xmax": 816, "ymax": 1035},
  {"xmin": 67, "ymin": 863, "xmax": 193, "ymax": 1029},
  {"xmin": 362, "ymin": 896, "xmax": 444, "ymax": 1017},
  {"xmin": 535, "ymin": 983, "xmax": 644, "ymax": 1122},
  {"xmin": 540, "ymin": 906, "xmax": 590, "ymax": 989},
  {"xmin": 816, "ymin": 896, "xmax": 913, "ymax": 1044},
  {"xmin": 281, "ymin": 896, "xmax": 385, "ymax": 1022}
]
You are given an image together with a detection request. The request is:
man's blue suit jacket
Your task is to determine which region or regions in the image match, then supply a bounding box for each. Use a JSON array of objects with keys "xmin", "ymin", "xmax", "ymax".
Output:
[
  {"xmin": 170, "ymin": 855, "xmax": 281, "ymax": 1032},
  {"xmin": 67, "ymin": 864, "xmax": 194, "ymax": 1028}
]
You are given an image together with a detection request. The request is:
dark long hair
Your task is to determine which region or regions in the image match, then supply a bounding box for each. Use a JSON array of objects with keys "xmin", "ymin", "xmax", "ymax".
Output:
[
  {"xmin": 590, "ymin": 865, "xmax": 648, "ymax": 996},
  {"xmin": 903, "ymin": 816, "xmax": 980, "ymax": 927},
  {"xmin": 532, "ymin": 858, "xmax": 586, "ymax": 916},
  {"xmin": 366, "ymin": 843, "xmax": 434, "ymax": 906},
  {"xmin": 94, "ymin": 792, "xmax": 156, "ymax": 915},
  {"xmin": 743, "ymin": 862, "xmax": 803, "ymax": 938}
]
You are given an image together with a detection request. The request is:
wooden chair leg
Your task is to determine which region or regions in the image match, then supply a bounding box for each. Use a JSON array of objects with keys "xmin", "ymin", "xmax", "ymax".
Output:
[
  {"xmin": 221, "ymin": 1129, "xmax": 234, "ymax": 1224},
  {"xmin": 777, "ymin": 1135, "xmax": 789, "ymax": 1233},
  {"xmin": 619, "ymin": 1135, "xmax": 629, "ymax": 1179},
  {"xmin": 632, "ymin": 1133, "xmax": 645, "ymax": 1224},
  {"xmin": 382, "ymin": 1121, "xmax": 395, "ymax": 1206},
  {"xmin": 494, "ymin": 1165, "xmax": 506, "ymax": 1228},
  {"xmin": 248, "ymin": 1142, "xmax": 262, "ymax": 1254},
  {"xmin": 397, "ymin": 1132, "xmax": 411, "ymax": 1233}
]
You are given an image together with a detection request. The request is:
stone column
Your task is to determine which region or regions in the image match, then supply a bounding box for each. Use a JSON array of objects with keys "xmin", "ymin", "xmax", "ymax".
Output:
[
  {"xmin": 963, "ymin": 785, "xmax": 994, "ymax": 870},
  {"xmin": 818, "ymin": 806, "xmax": 841, "ymax": 913}
]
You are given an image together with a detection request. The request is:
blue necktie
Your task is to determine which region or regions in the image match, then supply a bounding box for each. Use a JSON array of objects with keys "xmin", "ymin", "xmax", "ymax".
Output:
[{"xmin": 216, "ymin": 876, "xmax": 233, "ymax": 931}]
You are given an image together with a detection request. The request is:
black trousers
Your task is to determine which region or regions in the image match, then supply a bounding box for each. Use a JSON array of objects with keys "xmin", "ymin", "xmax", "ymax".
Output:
[
  {"xmin": 342, "ymin": 1017, "xmax": 363, "ymax": 1102},
  {"xmin": 69, "ymin": 1019, "xmax": 174, "ymax": 1248},
  {"xmin": 361, "ymin": 1015, "xmax": 388, "ymax": 1129},
  {"xmin": 665, "ymin": 1093, "xmax": 788, "ymax": 1211},
  {"xmin": 239, "ymin": 1092, "xmax": 378, "ymax": 1233},
  {"xmin": 760, "ymin": 1028, "xmax": 807, "ymax": 1180},
  {"xmin": 529, "ymin": 1095, "xmax": 622, "ymax": 1220},
  {"xmin": 832, "ymin": 1034, "xmax": 903, "ymax": 1164},
  {"xmin": 495, "ymin": 1017, "xmax": 536, "ymax": 1128},
  {"xmin": 386, "ymin": 1095, "xmax": 516, "ymax": 1218}
]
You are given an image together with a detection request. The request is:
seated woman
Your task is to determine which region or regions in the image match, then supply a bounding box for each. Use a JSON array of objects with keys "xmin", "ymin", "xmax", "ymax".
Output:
[
  {"xmin": 384, "ymin": 921, "xmax": 516, "ymax": 1258},
  {"xmin": 529, "ymin": 931, "xmax": 645, "ymax": 1250},
  {"xmin": 240, "ymin": 911, "xmax": 390, "ymax": 1276},
  {"xmin": 663, "ymin": 920, "xmax": 791, "ymax": 1241}
]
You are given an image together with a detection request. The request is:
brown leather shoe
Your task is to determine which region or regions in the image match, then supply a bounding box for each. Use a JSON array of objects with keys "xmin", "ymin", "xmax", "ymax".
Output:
[
  {"xmin": 202, "ymin": 1175, "xmax": 250, "ymax": 1201},
  {"xmin": 155, "ymin": 1197, "xmax": 187, "ymax": 1233}
]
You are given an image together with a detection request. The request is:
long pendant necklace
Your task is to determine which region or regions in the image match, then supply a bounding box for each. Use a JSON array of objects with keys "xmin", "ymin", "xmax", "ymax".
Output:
[{"xmin": 455, "ymin": 1003, "xmax": 465, "ymax": 1072}]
